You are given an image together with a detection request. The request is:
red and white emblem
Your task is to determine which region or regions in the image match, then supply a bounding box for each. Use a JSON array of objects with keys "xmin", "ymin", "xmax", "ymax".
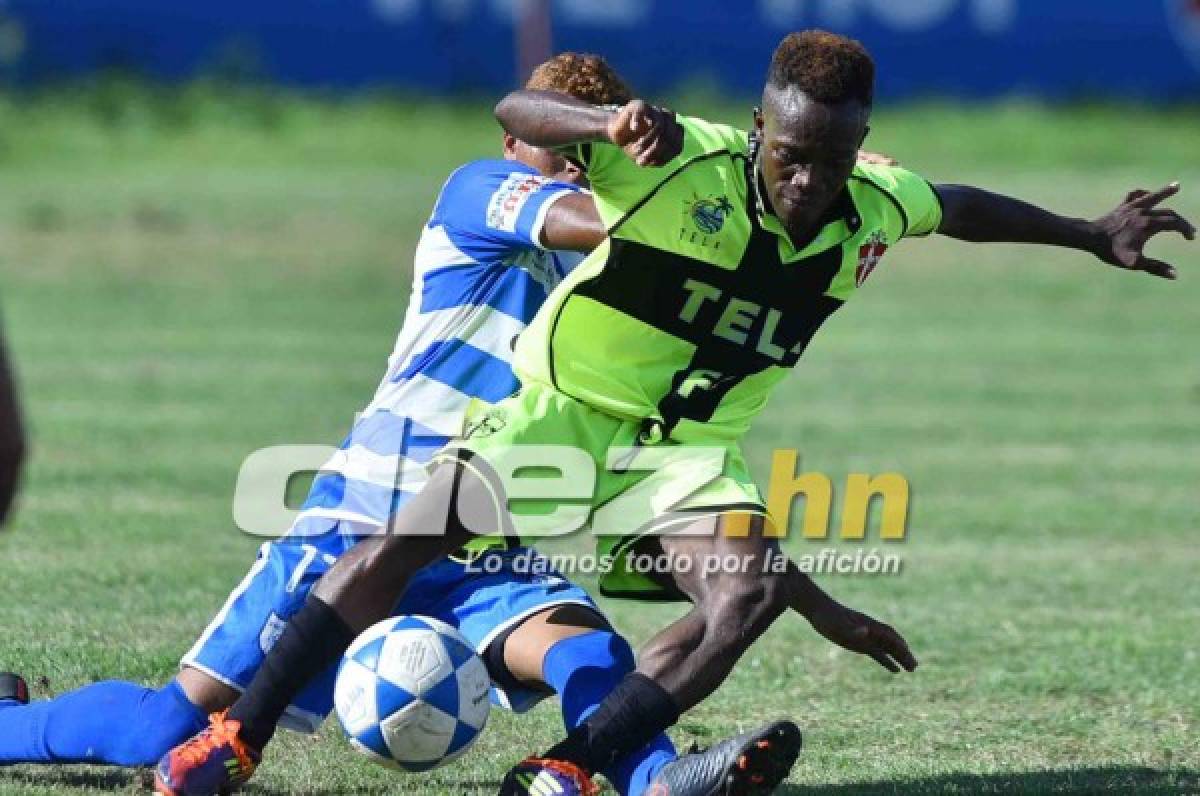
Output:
[{"xmin": 855, "ymin": 230, "xmax": 889, "ymax": 287}]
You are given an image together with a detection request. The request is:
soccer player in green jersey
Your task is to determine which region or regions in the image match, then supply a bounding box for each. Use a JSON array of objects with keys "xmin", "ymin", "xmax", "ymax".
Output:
[{"xmin": 165, "ymin": 31, "xmax": 1194, "ymax": 796}]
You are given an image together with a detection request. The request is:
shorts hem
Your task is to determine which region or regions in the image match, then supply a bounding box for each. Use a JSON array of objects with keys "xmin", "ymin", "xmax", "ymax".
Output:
[
  {"xmin": 472, "ymin": 597, "xmax": 600, "ymax": 713},
  {"xmin": 599, "ymin": 502, "xmax": 770, "ymax": 602}
]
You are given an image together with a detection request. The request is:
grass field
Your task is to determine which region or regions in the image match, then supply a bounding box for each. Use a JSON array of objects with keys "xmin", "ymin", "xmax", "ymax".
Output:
[{"xmin": 0, "ymin": 88, "xmax": 1197, "ymax": 794}]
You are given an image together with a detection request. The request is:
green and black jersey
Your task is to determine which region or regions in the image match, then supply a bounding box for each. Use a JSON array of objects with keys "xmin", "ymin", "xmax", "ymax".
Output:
[{"xmin": 513, "ymin": 115, "xmax": 942, "ymax": 444}]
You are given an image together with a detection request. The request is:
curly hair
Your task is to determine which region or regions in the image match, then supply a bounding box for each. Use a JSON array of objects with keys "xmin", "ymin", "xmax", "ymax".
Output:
[
  {"xmin": 525, "ymin": 52, "xmax": 634, "ymax": 106},
  {"xmin": 767, "ymin": 30, "xmax": 874, "ymax": 106}
]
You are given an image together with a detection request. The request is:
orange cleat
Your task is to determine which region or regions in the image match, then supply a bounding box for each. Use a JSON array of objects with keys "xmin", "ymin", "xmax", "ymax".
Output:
[{"xmin": 154, "ymin": 710, "xmax": 261, "ymax": 796}]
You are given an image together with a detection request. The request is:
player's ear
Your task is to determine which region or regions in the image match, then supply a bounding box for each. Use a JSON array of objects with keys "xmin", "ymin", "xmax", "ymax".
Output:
[
  {"xmin": 502, "ymin": 133, "xmax": 518, "ymax": 160},
  {"xmin": 752, "ymin": 106, "xmax": 764, "ymax": 132}
]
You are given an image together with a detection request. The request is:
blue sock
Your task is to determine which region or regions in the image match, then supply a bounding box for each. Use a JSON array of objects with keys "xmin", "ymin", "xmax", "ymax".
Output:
[
  {"xmin": 0, "ymin": 679, "xmax": 207, "ymax": 766},
  {"xmin": 541, "ymin": 631, "xmax": 676, "ymax": 796}
]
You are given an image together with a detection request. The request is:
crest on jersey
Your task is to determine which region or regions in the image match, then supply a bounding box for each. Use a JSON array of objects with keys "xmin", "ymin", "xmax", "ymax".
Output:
[
  {"xmin": 1166, "ymin": 0, "xmax": 1200, "ymax": 74},
  {"xmin": 855, "ymin": 230, "xmax": 889, "ymax": 287},
  {"xmin": 464, "ymin": 406, "xmax": 507, "ymax": 440},
  {"xmin": 686, "ymin": 194, "xmax": 734, "ymax": 234}
]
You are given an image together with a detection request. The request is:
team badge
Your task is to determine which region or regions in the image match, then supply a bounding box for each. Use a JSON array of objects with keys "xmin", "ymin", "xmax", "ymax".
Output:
[
  {"xmin": 686, "ymin": 194, "xmax": 734, "ymax": 234},
  {"xmin": 856, "ymin": 230, "xmax": 889, "ymax": 287},
  {"xmin": 464, "ymin": 406, "xmax": 507, "ymax": 439}
]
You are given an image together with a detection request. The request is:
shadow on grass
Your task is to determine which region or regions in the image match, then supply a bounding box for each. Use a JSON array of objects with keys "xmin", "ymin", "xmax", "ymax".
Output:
[
  {"xmin": 781, "ymin": 765, "xmax": 1199, "ymax": 794},
  {"xmin": 0, "ymin": 767, "xmax": 505, "ymax": 795},
  {"xmin": 0, "ymin": 766, "xmax": 149, "ymax": 791},
  {"xmin": 3, "ymin": 765, "xmax": 1195, "ymax": 794}
]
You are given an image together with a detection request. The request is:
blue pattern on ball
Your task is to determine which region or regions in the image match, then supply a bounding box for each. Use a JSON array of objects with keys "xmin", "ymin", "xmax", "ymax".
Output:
[
  {"xmin": 354, "ymin": 724, "xmax": 391, "ymax": 759},
  {"xmin": 446, "ymin": 721, "xmax": 479, "ymax": 757},
  {"xmin": 442, "ymin": 636, "xmax": 477, "ymax": 670},
  {"xmin": 351, "ymin": 635, "xmax": 387, "ymax": 672},
  {"xmin": 422, "ymin": 670, "xmax": 459, "ymax": 718},
  {"xmin": 389, "ymin": 616, "xmax": 432, "ymax": 634},
  {"xmin": 374, "ymin": 678, "xmax": 417, "ymax": 718}
]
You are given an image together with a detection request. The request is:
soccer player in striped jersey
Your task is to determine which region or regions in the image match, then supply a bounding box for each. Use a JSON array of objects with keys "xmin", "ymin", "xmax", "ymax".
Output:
[{"xmin": 5, "ymin": 54, "xmax": 797, "ymax": 796}]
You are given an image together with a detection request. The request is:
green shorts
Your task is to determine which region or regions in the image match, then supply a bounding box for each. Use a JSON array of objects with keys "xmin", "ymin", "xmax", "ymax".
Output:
[{"xmin": 433, "ymin": 381, "xmax": 767, "ymax": 600}]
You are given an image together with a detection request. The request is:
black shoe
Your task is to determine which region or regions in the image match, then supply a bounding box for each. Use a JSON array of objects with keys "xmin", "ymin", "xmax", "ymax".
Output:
[
  {"xmin": 647, "ymin": 719, "xmax": 802, "ymax": 796},
  {"xmin": 0, "ymin": 672, "xmax": 29, "ymax": 705}
]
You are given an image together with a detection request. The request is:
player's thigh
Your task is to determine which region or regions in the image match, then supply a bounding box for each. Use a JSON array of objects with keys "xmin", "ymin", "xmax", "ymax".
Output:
[
  {"xmin": 350, "ymin": 461, "xmax": 502, "ymax": 575},
  {"xmin": 500, "ymin": 603, "xmax": 611, "ymax": 685},
  {"xmin": 653, "ymin": 513, "xmax": 785, "ymax": 610}
]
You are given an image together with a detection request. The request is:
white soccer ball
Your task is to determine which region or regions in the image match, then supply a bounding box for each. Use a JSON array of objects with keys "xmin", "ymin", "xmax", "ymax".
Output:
[{"xmin": 333, "ymin": 615, "xmax": 491, "ymax": 772}]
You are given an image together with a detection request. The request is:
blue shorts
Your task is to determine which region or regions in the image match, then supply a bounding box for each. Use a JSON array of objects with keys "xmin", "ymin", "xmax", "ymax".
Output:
[{"xmin": 182, "ymin": 521, "xmax": 600, "ymax": 733}]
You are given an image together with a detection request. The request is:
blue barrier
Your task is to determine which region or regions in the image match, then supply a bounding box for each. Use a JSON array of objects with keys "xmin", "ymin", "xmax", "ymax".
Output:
[{"xmin": 2, "ymin": 0, "xmax": 1198, "ymax": 99}]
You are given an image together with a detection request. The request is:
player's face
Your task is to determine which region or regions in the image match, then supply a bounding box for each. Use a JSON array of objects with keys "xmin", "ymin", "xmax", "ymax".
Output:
[
  {"xmin": 504, "ymin": 135, "xmax": 587, "ymax": 186},
  {"xmin": 756, "ymin": 86, "xmax": 868, "ymax": 240}
]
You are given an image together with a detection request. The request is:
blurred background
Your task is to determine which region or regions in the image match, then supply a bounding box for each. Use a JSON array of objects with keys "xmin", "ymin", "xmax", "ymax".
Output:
[
  {"xmin": 2, "ymin": 0, "xmax": 1200, "ymax": 98},
  {"xmin": 0, "ymin": 2, "xmax": 1197, "ymax": 794}
]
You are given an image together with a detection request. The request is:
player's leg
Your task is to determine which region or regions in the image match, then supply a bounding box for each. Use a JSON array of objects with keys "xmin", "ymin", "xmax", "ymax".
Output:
[
  {"xmin": 518, "ymin": 513, "xmax": 800, "ymax": 796},
  {"xmin": 493, "ymin": 604, "xmax": 675, "ymax": 796},
  {"xmin": 0, "ymin": 532, "xmax": 330, "ymax": 768},
  {"xmin": 635, "ymin": 516, "xmax": 790, "ymax": 710},
  {"xmin": 0, "ymin": 673, "xmax": 211, "ymax": 767},
  {"xmin": 222, "ymin": 462, "xmax": 486, "ymax": 744},
  {"xmin": 401, "ymin": 547, "xmax": 677, "ymax": 796},
  {"xmin": 157, "ymin": 462, "xmax": 489, "ymax": 794}
]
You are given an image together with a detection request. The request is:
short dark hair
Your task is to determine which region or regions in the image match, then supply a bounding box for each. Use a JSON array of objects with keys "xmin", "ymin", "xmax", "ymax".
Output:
[
  {"xmin": 767, "ymin": 30, "xmax": 874, "ymax": 106},
  {"xmin": 525, "ymin": 52, "xmax": 634, "ymax": 106}
]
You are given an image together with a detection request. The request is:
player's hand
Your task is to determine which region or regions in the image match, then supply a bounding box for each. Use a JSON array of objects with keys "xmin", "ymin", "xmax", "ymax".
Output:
[
  {"xmin": 807, "ymin": 601, "xmax": 918, "ymax": 673},
  {"xmin": 857, "ymin": 149, "xmax": 899, "ymax": 166},
  {"xmin": 606, "ymin": 100, "xmax": 684, "ymax": 168},
  {"xmin": 1091, "ymin": 182, "xmax": 1195, "ymax": 280}
]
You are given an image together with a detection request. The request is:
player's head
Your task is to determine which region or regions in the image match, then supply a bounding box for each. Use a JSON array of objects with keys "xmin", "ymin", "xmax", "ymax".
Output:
[
  {"xmin": 504, "ymin": 52, "xmax": 634, "ymax": 185},
  {"xmin": 755, "ymin": 30, "xmax": 874, "ymax": 237}
]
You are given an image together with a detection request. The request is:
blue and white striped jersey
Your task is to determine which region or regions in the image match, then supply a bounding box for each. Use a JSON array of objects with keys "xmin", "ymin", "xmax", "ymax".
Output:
[{"xmin": 290, "ymin": 160, "xmax": 583, "ymax": 548}]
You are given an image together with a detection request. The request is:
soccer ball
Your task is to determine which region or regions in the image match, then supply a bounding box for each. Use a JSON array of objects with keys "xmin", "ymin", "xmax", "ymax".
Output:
[{"xmin": 333, "ymin": 615, "xmax": 491, "ymax": 772}]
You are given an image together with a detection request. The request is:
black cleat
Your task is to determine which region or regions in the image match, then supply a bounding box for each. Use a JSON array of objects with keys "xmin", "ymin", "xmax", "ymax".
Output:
[
  {"xmin": 0, "ymin": 672, "xmax": 29, "ymax": 705},
  {"xmin": 647, "ymin": 719, "xmax": 802, "ymax": 796}
]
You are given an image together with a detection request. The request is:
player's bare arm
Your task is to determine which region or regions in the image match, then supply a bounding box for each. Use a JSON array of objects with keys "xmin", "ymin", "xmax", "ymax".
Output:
[
  {"xmin": 785, "ymin": 562, "xmax": 917, "ymax": 674},
  {"xmin": 497, "ymin": 91, "xmax": 684, "ymax": 167},
  {"xmin": 936, "ymin": 181, "xmax": 1196, "ymax": 279},
  {"xmin": 540, "ymin": 191, "xmax": 606, "ymax": 251}
]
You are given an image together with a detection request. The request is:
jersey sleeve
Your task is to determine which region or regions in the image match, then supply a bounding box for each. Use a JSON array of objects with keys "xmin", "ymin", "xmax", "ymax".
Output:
[
  {"xmin": 573, "ymin": 115, "xmax": 747, "ymax": 229},
  {"xmin": 855, "ymin": 162, "xmax": 944, "ymax": 238},
  {"xmin": 431, "ymin": 161, "xmax": 583, "ymax": 257}
]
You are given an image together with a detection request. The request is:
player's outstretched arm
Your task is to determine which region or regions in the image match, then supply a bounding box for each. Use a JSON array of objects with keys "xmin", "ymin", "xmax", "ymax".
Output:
[
  {"xmin": 496, "ymin": 91, "xmax": 683, "ymax": 168},
  {"xmin": 0, "ymin": 331, "xmax": 25, "ymax": 526},
  {"xmin": 784, "ymin": 560, "xmax": 918, "ymax": 674},
  {"xmin": 936, "ymin": 181, "xmax": 1196, "ymax": 280}
]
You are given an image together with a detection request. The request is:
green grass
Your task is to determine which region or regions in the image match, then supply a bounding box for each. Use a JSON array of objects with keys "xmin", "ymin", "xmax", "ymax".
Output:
[{"xmin": 0, "ymin": 89, "xmax": 1197, "ymax": 794}]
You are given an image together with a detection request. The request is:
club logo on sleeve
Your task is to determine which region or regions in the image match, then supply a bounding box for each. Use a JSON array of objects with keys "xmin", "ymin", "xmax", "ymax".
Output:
[
  {"xmin": 486, "ymin": 173, "xmax": 551, "ymax": 233},
  {"xmin": 855, "ymin": 230, "xmax": 889, "ymax": 287}
]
